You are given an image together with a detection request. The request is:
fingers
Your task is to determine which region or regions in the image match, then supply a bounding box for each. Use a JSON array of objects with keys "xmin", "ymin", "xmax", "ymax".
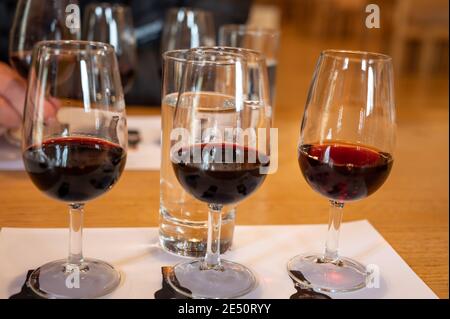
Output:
[
  {"xmin": 0, "ymin": 62, "xmax": 27, "ymax": 117},
  {"xmin": 0, "ymin": 62, "xmax": 61, "ymax": 123},
  {"xmin": 0, "ymin": 96, "xmax": 21, "ymax": 129},
  {"xmin": 47, "ymin": 96, "xmax": 61, "ymax": 115}
]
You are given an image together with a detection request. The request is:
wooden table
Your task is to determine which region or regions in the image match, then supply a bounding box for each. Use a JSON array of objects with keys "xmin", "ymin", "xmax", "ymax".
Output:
[{"xmin": 0, "ymin": 25, "xmax": 448, "ymax": 298}]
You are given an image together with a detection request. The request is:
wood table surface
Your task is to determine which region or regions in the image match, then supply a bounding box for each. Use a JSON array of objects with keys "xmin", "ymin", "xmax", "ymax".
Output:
[{"xmin": 0, "ymin": 25, "xmax": 448, "ymax": 298}]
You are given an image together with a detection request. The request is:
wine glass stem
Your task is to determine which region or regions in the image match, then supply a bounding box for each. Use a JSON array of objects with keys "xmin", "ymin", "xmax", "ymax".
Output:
[
  {"xmin": 67, "ymin": 203, "xmax": 85, "ymax": 268},
  {"xmin": 202, "ymin": 203, "xmax": 223, "ymax": 270},
  {"xmin": 323, "ymin": 200, "xmax": 344, "ymax": 262}
]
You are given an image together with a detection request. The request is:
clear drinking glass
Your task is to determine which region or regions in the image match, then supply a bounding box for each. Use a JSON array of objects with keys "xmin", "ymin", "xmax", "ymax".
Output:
[
  {"xmin": 219, "ymin": 24, "xmax": 280, "ymax": 107},
  {"xmin": 167, "ymin": 47, "xmax": 272, "ymax": 298},
  {"xmin": 160, "ymin": 50, "xmax": 236, "ymax": 257},
  {"xmin": 22, "ymin": 40, "xmax": 127, "ymax": 299},
  {"xmin": 288, "ymin": 50, "xmax": 396, "ymax": 292},
  {"xmin": 83, "ymin": 3, "xmax": 137, "ymax": 93},
  {"xmin": 7, "ymin": 0, "xmax": 80, "ymax": 147},
  {"xmin": 159, "ymin": 7, "xmax": 219, "ymax": 256},
  {"xmin": 161, "ymin": 7, "xmax": 215, "ymax": 53}
]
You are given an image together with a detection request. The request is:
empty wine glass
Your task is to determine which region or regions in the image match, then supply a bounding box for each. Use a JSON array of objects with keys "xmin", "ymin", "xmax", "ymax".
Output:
[
  {"xmin": 7, "ymin": 0, "xmax": 80, "ymax": 147},
  {"xmin": 161, "ymin": 7, "xmax": 215, "ymax": 53},
  {"xmin": 22, "ymin": 40, "xmax": 127, "ymax": 299},
  {"xmin": 219, "ymin": 24, "xmax": 280, "ymax": 107},
  {"xmin": 83, "ymin": 3, "xmax": 137, "ymax": 93},
  {"xmin": 288, "ymin": 50, "xmax": 396, "ymax": 292},
  {"xmin": 167, "ymin": 47, "xmax": 273, "ymax": 298}
]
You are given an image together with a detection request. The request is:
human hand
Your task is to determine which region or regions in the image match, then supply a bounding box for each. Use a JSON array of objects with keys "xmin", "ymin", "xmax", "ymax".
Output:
[{"xmin": 0, "ymin": 62, "xmax": 59, "ymax": 132}]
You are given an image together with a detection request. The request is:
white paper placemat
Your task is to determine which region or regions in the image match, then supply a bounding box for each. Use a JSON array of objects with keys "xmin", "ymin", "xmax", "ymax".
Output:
[
  {"xmin": 0, "ymin": 220, "xmax": 437, "ymax": 299},
  {"xmin": 0, "ymin": 115, "xmax": 161, "ymax": 171},
  {"xmin": 125, "ymin": 115, "xmax": 161, "ymax": 170}
]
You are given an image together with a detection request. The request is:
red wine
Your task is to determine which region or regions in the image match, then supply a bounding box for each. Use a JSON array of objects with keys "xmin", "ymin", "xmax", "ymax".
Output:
[
  {"xmin": 23, "ymin": 137, "xmax": 126, "ymax": 203},
  {"xmin": 172, "ymin": 143, "xmax": 269, "ymax": 205},
  {"xmin": 9, "ymin": 51, "xmax": 32, "ymax": 78},
  {"xmin": 298, "ymin": 142, "xmax": 393, "ymax": 201}
]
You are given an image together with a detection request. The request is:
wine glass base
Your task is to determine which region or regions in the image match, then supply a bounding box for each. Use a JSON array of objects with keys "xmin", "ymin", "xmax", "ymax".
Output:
[
  {"xmin": 287, "ymin": 254, "xmax": 368, "ymax": 293},
  {"xmin": 27, "ymin": 258, "xmax": 121, "ymax": 299},
  {"xmin": 167, "ymin": 259, "xmax": 257, "ymax": 299}
]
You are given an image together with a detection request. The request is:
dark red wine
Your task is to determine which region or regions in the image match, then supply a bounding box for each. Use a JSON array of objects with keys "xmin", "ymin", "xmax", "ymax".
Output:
[
  {"xmin": 298, "ymin": 142, "xmax": 393, "ymax": 201},
  {"xmin": 23, "ymin": 137, "xmax": 126, "ymax": 203},
  {"xmin": 10, "ymin": 51, "xmax": 32, "ymax": 78},
  {"xmin": 172, "ymin": 143, "xmax": 269, "ymax": 205}
]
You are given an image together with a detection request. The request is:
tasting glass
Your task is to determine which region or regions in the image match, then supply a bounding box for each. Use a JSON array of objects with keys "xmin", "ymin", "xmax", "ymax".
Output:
[
  {"xmin": 22, "ymin": 40, "xmax": 127, "ymax": 299},
  {"xmin": 7, "ymin": 0, "xmax": 80, "ymax": 147},
  {"xmin": 160, "ymin": 49, "xmax": 236, "ymax": 257},
  {"xmin": 288, "ymin": 50, "xmax": 396, "ymax": 292},
  {"xmin": 83, "ymin": 3, "xmax": 137, "ymax": 93},
  {"xmin": 168, "ymin": 47, "xmax": 272, "ymax": 298},
  {"xmin": 161, "ymin": 7, "xmax": 215, "ymax": 53},
  {"xmin": 219, "ymin": 24, "xmax": 280, "ymax": 107}
]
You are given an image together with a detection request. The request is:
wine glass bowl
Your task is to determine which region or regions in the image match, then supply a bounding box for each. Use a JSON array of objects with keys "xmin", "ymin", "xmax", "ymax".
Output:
[
  {"xmin": 9, "ymin": 0, "xmax": 79, "ymax": 77},
  {"xmin": 83, "ymin": 3, "xmax": 137, "ymax": 93},
  {"xmin": 161, "ymin": 7, "xmax": 216, "ymax": 52},
  {"xmin": 7, "ymin": 0, "xmax": 80, "ymax": 147},
  {"xmin": 172, "ymin": 142, "xmax": 270, "ymax": 205},
  {"xmin": 288, "ymin": 50, "xmax": 396, "ymax": 293},
  {"xmin": 22, "ymin": 40, "xmax": 127, "ymax": 299},
  {"xmin": 298, "ymin": 142, "xmax": 393, "ymax": 202},
  {"xmin": 218, "ymin": 25, "xmax": 280, "ymax": 106}
]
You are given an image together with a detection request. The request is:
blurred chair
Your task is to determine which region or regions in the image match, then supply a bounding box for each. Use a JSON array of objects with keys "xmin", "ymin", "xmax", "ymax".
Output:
[
  {"xmin": 310, "ymin": 0, "xmax": 366, "ymax": 38},
  {"xmin": 391, "ymin": 0, "xmax": 449, "ymax": 74}
]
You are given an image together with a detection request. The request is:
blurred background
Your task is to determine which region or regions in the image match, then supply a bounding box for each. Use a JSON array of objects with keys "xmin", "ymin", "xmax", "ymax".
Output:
[{"xmin": 1, "ymin": 0, "xmax": 448, "ymax": 105}]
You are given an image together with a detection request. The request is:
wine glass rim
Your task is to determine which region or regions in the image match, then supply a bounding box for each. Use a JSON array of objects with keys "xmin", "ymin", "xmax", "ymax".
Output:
[
  {"xmin": 220, "ymin": 24, "xmax": 280, "ymax": 37},
  {"xmin": 167, "ymin": 6, "xmax": 212, "ymax": 16},
  {"xmin": 185, "ymin": 50, "xmax": 244, "ymax": 66},
  {"xmin": 321, "ymin": 49, "xmax": 392, "ymax": 62},
  {"xmin": 195, "ymin": 46, "xmax": 266, "ymax": 61},
  {"xmin": 162, "ymin": 49, "xmax": 189, "ymax": 62},
  {"xmin": 34, "ymin": 40, "xmax": 115, "ymax": 54},
  {"xmin": 86, "ymin": 2, "xmax": 131, "ymax": 11},
  {"xmin": 163, "ymin": 47, "xmax": 266, "ymax": 64}
]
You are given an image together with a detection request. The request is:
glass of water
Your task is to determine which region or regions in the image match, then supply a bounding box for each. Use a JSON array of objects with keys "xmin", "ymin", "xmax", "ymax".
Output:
[
  {"xmin": 219, "ymin": 24, "xmax": 280, "ymax": 108},
  {"xmin": 159, "ymin": 50, "xmax": 236, "ymax": 257}
]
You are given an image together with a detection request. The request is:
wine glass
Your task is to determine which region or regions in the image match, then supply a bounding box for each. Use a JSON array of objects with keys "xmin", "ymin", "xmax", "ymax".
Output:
[
  {"xmin": 288, "ymin": 50, "xmax": 396, "ymax": 292},
  {"xmin": 9, "ymin": 0, "xmax": 80, "ymax": 77},
  {"xmin": 22, "ymin": 40, "xmax": 127, "ymax": 299},
  {"xmin": 161, "ymin": 7, "xmax": 215, "ymax": 53},
  {"xmin": 7, "ymin": 0, "xmax": 80, "ymax": 147},
  {"xmin": 83, "ymin": 3, "xmax": 137, "ymax": 94},
  {"xmin": 167, "ymin": 47, "xmax": 272, "ymax": 299},
  {"xmin": 219, "ymin": 25, "xmax": 280, "ymax": 107}
]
